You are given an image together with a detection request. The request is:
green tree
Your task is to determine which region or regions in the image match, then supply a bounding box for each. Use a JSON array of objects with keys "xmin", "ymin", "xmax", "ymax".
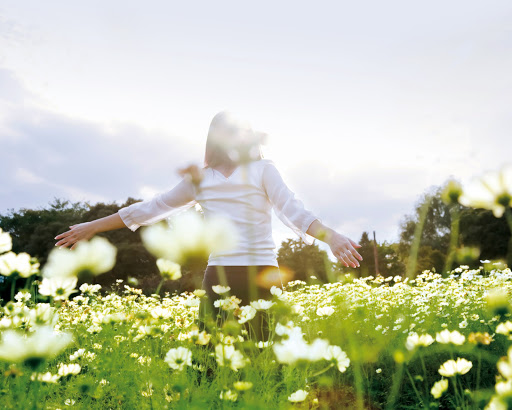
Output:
[
  {"xmin": 0, "ymin": 198, "xmax": 89, "ymax": 266},
  {"xmin": 397, "ymin": 181, "xmax": 511, "ymax": 276},
  {"xmin": 0, "ymin": 198, "xmax": 206, "ymax": 300},
  {"xmin": 397, "ymin": 185, "xmax": 461, "ymax": 275},
  {"xmin": 277, "ymin": 238, "xmax": 338, "ymax": 283},
  {"xmin": 345, "ymin": 232, "xmax": 404, "ymax": 278},
  {"xmin": 459, "ymin": 208, "xmax": 511, "ymax": 266}
]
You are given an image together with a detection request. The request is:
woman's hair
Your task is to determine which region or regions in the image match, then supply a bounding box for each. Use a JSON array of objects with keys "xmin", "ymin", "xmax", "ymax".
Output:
[{"xmin": 204, "ymin": 111, "xmax": 263, "ymax": 168}]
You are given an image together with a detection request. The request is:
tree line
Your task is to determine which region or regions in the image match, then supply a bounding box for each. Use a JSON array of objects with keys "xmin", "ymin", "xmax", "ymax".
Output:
[{"xmin": 1, "ymin": 180, "xmax": 510, "ymax": 297}]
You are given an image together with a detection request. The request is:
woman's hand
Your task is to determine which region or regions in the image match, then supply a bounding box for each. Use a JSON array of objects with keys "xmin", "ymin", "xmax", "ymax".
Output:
[
  {"xmin": 54, "ymin": 222, "xmax": 97, "ymax": 250},
  {"xmin": 306, "ymin": 220, "xmax": 363, "ymax": 268},
  {"xmin": 326, "ymin": 232, "xmax": 363, "ymax": 268}
]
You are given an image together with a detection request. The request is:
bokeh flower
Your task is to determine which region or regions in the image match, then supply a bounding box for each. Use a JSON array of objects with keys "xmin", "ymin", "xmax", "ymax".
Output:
[
  {"xmin": 79, "ymin": 283, "xmax": 102, "ymax": 296},
  {"xmin": 459, "ymin": 165, "xmax": 512, "ymax": 218},
  {"xmin": 156, "ymin": 259, "xmax": 182, "ymax": 280},
  {"xmin": 212, "ymin": 285, "xmax": 231, "ymax": 295},
  {"xmin": 250, "ymin": 299, "xmax": 274, "ymax": 310},
  {"xmin": 468, "ymin": 332, "xmax": 493, "ymax": 345},
  {"xmin": 273, "ymin": 324, "xmax": 330, "ymax": 365},
  {"xmin": 0, "ymin": 251, "xmax": 38, "ymax": 278},
  {"xmin": 406, "ymin": 332, "xmax": 434, "ymax": 350},
  {"xmin": 38, "ymin": 276, "xmax": 78, "ymax": 301},
  {"xmin": 215, "ymin": 344, "xmax": 248, "ymax": 372},
  {"xmin": 441, "ymin": 179, "xmax": 463, "ymax": 205},
  {"xmin": 0, "ymin": 325, "xmax": 74, "ymax": 369},
  {"xmin": 288, "ymin": 389, "xmax": 308, "ymax": 403},
  {"xmin": 323, "ymin": 345, "xmax": 350, "ymax": 372},
  {"xmin": 42, "ymin": 236, "xmax": 117, "ymax": 280},
  {"xmin": 236, "ymin": 305, "xmax": 257, "ymax": 324},
  {"xmin": 0, "ymin": 228, "xmax": 12, "ymax": 254},
  {"xmin": 438, "ymin": 358, "xmax": 472, "ymax": 377},
  {"xmin": 30, "ymin": 371, "xmax": 60, "ymax": 383},
  {"xmin": 497, "ymin": 345, "xmax": 512, "ymax": 380},
  {"xmin": 177, "ymin": 164, "xmax": 204, "ymax": 187},
  {"xmin": 164, "ymin": 347, "xmax": 192, "ymax": 371},
  {"xmin": 193, "ymin": 289, "xmax": 206, "ymax": 297},
  {"xmin": 141, "ymin": 211, "xmax": 239, "ymax": 266},
  {"xmin": 436, "ymin": 329, "xmax": 465, "ymax": 345},
  {"xmin": 233, "ymin": 381, "xmax": 253, "ymax": 391},
  {"xmin": 219, "ymin": 389, "xmax": 238, "ymax": 401},
  {"xmin": 214, "ymin": 296, "xmax": 241, "ymax": 311},
  {"xmin": 431, "ymin": 378, "xmax": 449, "ymax": 399},
  {"xmin": 316, "ymin": 306, "xmax": 335, "ymax": 316},
  {"xmin": 14, "ymin": 290, "xmax": 31, "ymax": 303},
  {"xmin": 57, "ymin": 363, "xmax": 81, "ymax": 377},
  {"xmin": 270, "ymin": 285, "xmax": 283, "ymax": 297}
]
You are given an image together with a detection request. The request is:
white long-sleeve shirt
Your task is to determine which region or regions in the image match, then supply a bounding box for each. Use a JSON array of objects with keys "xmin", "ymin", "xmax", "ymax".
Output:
[{"xmin": 118, "ymin": 158, "xmax": 320, "ymax": 267}]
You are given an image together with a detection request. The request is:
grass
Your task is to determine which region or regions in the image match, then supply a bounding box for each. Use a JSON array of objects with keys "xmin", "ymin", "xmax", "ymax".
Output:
[{"xmin": 1, "ymin": 264, "xmax": 511, "ymax": 409}]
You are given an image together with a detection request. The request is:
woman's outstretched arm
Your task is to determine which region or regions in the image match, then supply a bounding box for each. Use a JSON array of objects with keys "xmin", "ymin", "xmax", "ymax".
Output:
[
  {"xmin": 55, "ymin": 168, "xmax": 199, "ymax": 250},
  {"xmin": 54, "ymin": 213, "xmax": 126, "ymax": 249}
]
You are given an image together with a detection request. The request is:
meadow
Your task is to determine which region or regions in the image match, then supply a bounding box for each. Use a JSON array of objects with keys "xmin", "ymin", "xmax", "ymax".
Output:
[
  {"xmin": 1, "ymin": 165, "xmax": 512, "ymax": 409},
  {"xmin": 0, "ymin": 260, "xmax": 512, "ymax": 409}
]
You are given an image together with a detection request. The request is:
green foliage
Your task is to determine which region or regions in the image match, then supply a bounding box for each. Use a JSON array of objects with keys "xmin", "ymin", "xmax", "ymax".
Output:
[
  {"xmin": 0, "ymin": 198, "xmax": 206, "ymax": 299},
  {"xmin": 398, "ymin": 186, "xmax": 454, "ymax": 273},
  {"xmin": 0, "ymin": 198, "xmax": 89, "ymax": 266},
  {"xmin": 277, "ymin": 238, "xmax": 339, "ymax": 283},
  {"xmin": 0, "ymin": 266, "xmax": 509, "ymax": 409},
  {"xmin": 459, "ymin": 208, "xmax": 512, "ymax": 267},
  {"xmin": 398, "ymin": 181, "xmax": 511, "ymax": 276},
  {"xmin": 345, "ymin": 232, "xmax": 405, "ymax": 278}
]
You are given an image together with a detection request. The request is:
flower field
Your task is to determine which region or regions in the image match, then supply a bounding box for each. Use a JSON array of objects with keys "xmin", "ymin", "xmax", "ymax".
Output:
[
  {"xmin": 1, "ymin": 261, "xmax": 512, "ymax": 409},
  {"xmin": 1, "ymin": 164, "xmax": 512, "ymax": 409}
]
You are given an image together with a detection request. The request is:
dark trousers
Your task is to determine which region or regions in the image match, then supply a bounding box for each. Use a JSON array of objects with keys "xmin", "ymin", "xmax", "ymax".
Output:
[{"xmin": 197, "ymin": 265, "xmax": 282, "ymax": 342}]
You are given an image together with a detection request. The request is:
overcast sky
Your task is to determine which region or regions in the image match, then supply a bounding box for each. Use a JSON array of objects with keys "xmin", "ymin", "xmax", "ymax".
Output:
[{"xmin": 1, "ymin": 1, "xmax": 511, "ymax": 256}]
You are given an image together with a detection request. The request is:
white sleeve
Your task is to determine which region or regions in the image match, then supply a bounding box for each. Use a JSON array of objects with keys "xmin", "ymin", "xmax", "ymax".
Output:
[
  {"xmin": 262, "ymin": 160, "xmax": 320, "ymax": 245},
  {"xmin": 118, "ymin": 178, "xmax": 197, "ymax": 232}
]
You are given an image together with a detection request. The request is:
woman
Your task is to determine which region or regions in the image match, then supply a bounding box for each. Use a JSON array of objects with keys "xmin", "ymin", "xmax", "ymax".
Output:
[{"xmin": 54, "ymin": 111, "xmax": 363, "ymax": 340}]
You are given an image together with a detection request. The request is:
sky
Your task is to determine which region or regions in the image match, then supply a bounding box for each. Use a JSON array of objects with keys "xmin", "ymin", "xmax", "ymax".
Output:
[{"xmin": 1, "ymin": 1, "xmax": 511, "ymax": 258}]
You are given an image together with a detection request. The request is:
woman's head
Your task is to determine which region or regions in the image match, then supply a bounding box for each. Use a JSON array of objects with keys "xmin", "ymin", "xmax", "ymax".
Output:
[{"xmin": 204, "ymin": 111, "xmax": 266, "ymax": 168}]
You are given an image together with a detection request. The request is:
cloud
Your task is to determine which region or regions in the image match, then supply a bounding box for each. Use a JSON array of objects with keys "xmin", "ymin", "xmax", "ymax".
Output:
[
  {"xmin": 0, "ymin": 68, "xmax": 27, "ymax": 103},
  {"xmin": 0, "ymin": 67, "xmax": 445, "ymax": 244},
  {"xmin": 0, "ymin": 68, "xmax": 198, "ymax": 213},
  {"xmin": 272, "ymin": 159, "xmax": 430, "ymax": 243}
]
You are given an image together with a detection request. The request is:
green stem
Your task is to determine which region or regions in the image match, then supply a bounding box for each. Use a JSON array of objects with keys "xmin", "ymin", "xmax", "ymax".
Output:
[
  {"xmin": 259, "ymin": 311, "xmax": 264, "ymax": 342},
  {"xmin": 310, "ymin": 362, "xmax": 335, "ymax": 378},
  {"xmin": 404, "ymin": 366, "xmax": 426, "ymax": 409},
  {"xmin": 215, "ymin": 266, "xmax": 230, "ymax": 296},
  {"xmin": 443, "ymin": 205, "xmax": 460, "ymax": 275},
  {"xmin": 347, "ymin": 335, "xmax": 365, "ymax": 410},
  {"xmin": 10, "ymin": 276, "xmax": 17, "ymax": 301},
  {"xmin": 505, "ymin": 208, "xmax": 512, "ymax": 268},
  {"xmin": 475, "ymin": 349, "xmax": 481, "ymax": 394},
  {"xmin": 419, "ymin": 351, "xmax": 429, "ymax": 398},
  {"xmin": 33, "ymin": 277, "xmax": 38, "ymax": 304},
  {"xmin": 30, "ymin": 277, "xmax": 36, "ymax": 304},
  {"xmin": 323, "ymin": 252, "xmax": 336, "ymax": 283},
  {"xmin": 385, "ymin": 361, "xmax": 405, "ymax": 410},
  {"xmin": 505, "ymin": 207, "xmax": 512, "ymax": 233},
  {"xmin": 457, "ymin": 374, "xmax": 466, "ymax": 408},
  {"xmin": 154, "ymin": 278, "xmax": 166, "ymax": 296},
  {"xmin": 407, "ymin": 196, "xmax": 432, "ymax": 279},
  {"xmin": 450, "ymin": 376, "xmax": 462, "ymax": 409},
  {"xmin": 32, "ymin": 377, "xmax": 42, "ymax": 410}
]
